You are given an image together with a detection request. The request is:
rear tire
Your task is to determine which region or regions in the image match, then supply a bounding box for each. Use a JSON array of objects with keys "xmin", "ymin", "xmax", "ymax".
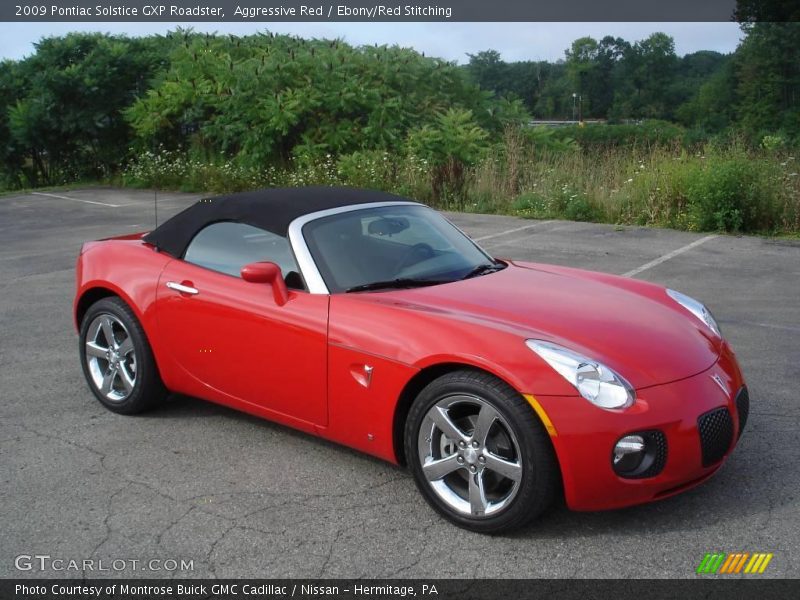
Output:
[
  {"xmin": 79, "ymin": 297, "xmax": 167, "ymax": 414},
  {"xmin": 405, "ymin": 369, "xmax": 559, "ymax": 533}
]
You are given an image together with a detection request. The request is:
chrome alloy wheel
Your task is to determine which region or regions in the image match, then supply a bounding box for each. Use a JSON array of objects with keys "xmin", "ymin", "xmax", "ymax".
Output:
[
  {"xmin": 417, "ymin": 395, "xmax": 523, "ymax": 517},
  {"xmin": 84, "ymin": 314, "xmax": 137, "ymax": 402}
]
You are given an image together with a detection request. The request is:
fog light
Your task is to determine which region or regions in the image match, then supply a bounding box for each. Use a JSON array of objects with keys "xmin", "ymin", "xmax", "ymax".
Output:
[{"xmin": 613, "ymin": 435, "xmax": 645, "ymax": 473}]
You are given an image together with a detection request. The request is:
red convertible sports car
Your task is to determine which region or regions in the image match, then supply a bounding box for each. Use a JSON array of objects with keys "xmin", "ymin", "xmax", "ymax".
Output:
[{"xmin": 74, "ymin": 187, "xmax": 748, "ymax": 533}]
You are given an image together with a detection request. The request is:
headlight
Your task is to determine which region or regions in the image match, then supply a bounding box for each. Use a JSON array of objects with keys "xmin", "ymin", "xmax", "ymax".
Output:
[
  {"xmin": 526, "ymin": 340, "xmax": 635, "ymax": 409},
  {"xmin": 666, "ymin": 289, "xmax": 721, "ymax": 337}
]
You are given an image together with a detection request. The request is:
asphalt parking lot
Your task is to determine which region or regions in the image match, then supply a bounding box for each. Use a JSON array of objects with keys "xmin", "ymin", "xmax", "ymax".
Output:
[{"xmin": 1, "ymin": 187, "xmax": 798, "ymax": 579}]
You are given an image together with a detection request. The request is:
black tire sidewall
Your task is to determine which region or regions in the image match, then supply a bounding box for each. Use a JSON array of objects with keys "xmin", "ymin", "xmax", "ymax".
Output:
[{"xmin": 405, "ymin": 370, "xmax": 558, "ymax": 533}]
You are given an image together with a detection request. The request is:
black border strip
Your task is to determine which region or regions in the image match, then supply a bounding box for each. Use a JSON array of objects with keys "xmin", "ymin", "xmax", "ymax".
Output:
[
  {"xmin": 0, "ymin": 0, "xmax": 761, "ymax": 23},
  {"xmin": 3, "ymin": 579, "xmax": 799, "ymax": 600}
]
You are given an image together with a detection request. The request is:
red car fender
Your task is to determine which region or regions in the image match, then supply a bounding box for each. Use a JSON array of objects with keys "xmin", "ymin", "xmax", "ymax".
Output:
[
  {"xmin": 411, "ymin": 352, "xmax": 551, "ymax": 401},
  {"xmin": 326, "ymin": 295, "xmax": 577, "ymax": 464},
  {"xmin": 320, "ymin": 343, "xmax": 420, "ymax": 462},
  {"xmin": 74, "ymin": 240, "xmax": 179, "ymax": 389},
  {"xmin": 320, "ymin": 345, "xmax": 567, "ymax": 466}
]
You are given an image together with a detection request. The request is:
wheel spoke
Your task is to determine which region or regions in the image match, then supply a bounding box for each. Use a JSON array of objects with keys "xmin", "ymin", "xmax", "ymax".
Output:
[
  {"xmin": 85, "ymin": 341, "xmax": 107, "ymax": 359},
  {"xmin": 100, "ymin": 368, "xmax": 116, "ymax": 395},
  {"xmin": 101, "ymin": 317, "xmax": 117, "ymax": 349},
  {"xmin": 471, "ymin": 403, "xmax": 500, "ymax": 446},
  {"xmin": 430, "ymin": 406, "xmax": 468, "ymax": 442},
  {"xmin": 419, "ymin": 395, "xmax": 524, "ymax": 519},
  {"xmin": 469, "ymin": 470, "xmax": 488, "ymax": 515},
  {"xmin": 118, "ymin": 337, "xmax": 134, "ymax": 356},
  {"xmin": 422, "ymin": 454, "xmax": 462, "ymax": 481},
  {"xmin": 483, "ymin": 452, "xmax": 522, "ymax": 482},
  {"xmin": 118, "ymin": 365, "xmax": 134, "ymax": 393}
]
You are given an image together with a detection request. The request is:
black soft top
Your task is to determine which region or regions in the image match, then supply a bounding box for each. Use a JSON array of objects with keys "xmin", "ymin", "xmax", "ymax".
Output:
[{"xmin": 143, "ymin": 186, "xmax": 414, "ymax": 258}]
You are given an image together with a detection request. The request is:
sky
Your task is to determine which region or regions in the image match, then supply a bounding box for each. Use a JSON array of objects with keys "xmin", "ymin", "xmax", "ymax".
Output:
[{"xmin": 0, "ymin": 22, "xmax": 744, "ymax": 63}]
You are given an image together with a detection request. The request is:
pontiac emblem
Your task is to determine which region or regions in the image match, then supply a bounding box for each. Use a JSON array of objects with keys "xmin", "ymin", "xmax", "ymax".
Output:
[{"xmin": 710, "ymin": 373, "xmax": 728, "ymax": 396}]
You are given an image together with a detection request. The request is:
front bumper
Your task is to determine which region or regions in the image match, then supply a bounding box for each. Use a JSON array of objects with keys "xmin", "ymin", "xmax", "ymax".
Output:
[{"xmin": 534, "ymin": 342, "xmax": 746, "ymax": 512}]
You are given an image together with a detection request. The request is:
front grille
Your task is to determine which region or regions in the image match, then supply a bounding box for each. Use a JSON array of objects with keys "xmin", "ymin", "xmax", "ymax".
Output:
[
  {"xmin": 698, "ymin": 407, "xmax": 734, "ymax": 467},
  {"xmin": 735, "ymin": 386, "xmax": 750, "ymax": 438}
]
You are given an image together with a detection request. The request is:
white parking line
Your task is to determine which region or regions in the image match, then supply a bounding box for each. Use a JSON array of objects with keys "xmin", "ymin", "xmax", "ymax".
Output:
[
  {"xmin": 736, "ymin": 321, "xmax": 800, "ymax": 334},
  {"xmin": 623, "ymin": 235, "xmax": 718, "ymax": 278},
  {"xmin": 483, "ymin": 232, "xmax": 551, "ymax": 249},
  {"xmin": 473, "ymin": 220, "xmax": 554, "ymax": 243},
  {"xmin": 31, "ymin": 191, "xmax": 122, "ymax": 207}
]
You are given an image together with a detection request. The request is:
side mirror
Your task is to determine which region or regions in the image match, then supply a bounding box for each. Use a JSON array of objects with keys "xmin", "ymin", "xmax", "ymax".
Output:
[{"xmin": 241, "ymin": 262, "xmax": 289, "ymax": 306}]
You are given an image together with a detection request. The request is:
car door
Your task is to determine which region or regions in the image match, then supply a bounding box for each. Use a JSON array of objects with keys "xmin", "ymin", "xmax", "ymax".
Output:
[{"xmin": 155, "ymin": 221, "xmax": 329, "ymax": 426}]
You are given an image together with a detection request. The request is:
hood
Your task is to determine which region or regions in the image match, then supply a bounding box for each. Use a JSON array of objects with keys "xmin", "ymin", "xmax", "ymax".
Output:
[{"xmin": 369, "ymin": 261, "xmax": 720, "ymax": 389}]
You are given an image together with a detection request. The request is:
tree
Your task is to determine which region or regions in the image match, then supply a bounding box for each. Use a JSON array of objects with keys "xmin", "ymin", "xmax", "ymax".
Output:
[
  {"xmin": 734, "ymin": 22, "xmax": 800, "ymax": 140},
  {"xmin": 465, "ymin": 50, "xmax": 544, "ymax": 113},
  {"xmin": 563, "ymin": 36, "xmax": 629, "ymax": 119},
  {"xmin": 533, "ymin": 62, "xmax": 571, "ymax": 119},
  {"xmin": 0, "ymin": 61, "xmax": 24, "ymax": 187},
  {"xmin": 675, "ymin": 59, "xmax": 737, "ymax": 131},
  {"xmin": 128, "ymin": 32, "xmax": 507, "ymax": 166},
  {"xmin": 465, "ymin": 50, "xmax": 507, "ymax": 94},
  {"xmin": 565, "ymin": 37, "xmax": 598, "ymax": 117},
  {"xmin": 612, "ymin": 32, "xmax": 678, "ymax": 119},
  {"xmin": 594, "ymin": 36, "xmax": 629, "ymax": 118},
  {"xmin": 671, "ymin": 51, "xmax": 730, "ymax": 128},
  {"xmin": 4, "ymin": 32, "xmax": 168, "ymax": 185},
  {"xmin": 735, "ymin": 0, "xmax": 800, "ymax": 22}
]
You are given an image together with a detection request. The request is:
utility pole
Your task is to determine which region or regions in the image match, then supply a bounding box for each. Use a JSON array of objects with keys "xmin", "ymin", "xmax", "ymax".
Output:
[{"xmin": 572, "ymin": 93, "xmax": 583, "ymax": 123}]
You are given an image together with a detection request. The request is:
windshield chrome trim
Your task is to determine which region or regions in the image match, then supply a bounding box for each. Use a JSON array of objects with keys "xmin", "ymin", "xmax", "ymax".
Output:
[{"xmin": 287, "ymin": 201, "xmax": 422, "ymax": 294}]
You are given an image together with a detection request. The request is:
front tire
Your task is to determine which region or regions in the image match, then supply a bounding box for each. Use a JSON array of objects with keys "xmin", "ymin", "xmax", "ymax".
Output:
[
  {"xmin": 79, "ymin": 297, "xmax": 167, "ymax": 414},
  {"xmin": 405, "ymin": 370, "xmax": 559, "ymax": 533}
]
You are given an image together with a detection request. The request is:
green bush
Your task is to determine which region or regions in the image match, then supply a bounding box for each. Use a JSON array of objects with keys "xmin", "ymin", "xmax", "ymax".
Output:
[
  {"xmin": 406, "ymin": 108, "xmax": 489, "ymax": 205},
  {"xmin": 125, "ymin": 32, "xmax": 511, "ymax": 168},
  {"xmin": 511, "ymin": 187, "xmax": 602, "ymax": 222},
  {"xmin": 761, "ymin": 134, "xmax": 787, "ymax": 152},
  {"xmin": 0, "ymin": 170, "xmax": 24, "ymax": 192},
  {"xmin": 122, "ymin": 149, "xmax": 276, "ymax": 192},
  {"xmin": 684, "ymin": 154, "xmax": 783, "ymax": 232},
  {"xmin": 524, "ymin": 127, "xmax": 579, "ymax": 153},
  {"xmin": 554, "ymin": 120, "xmax": 686, "ymax": 149},
  {"xmin": 511, "ymin": 192, "xmax": 550, "ymax": 217},
  {"xmin": 564, "ymin": 193, "xmax": 603, "ymax": 222},
  {"xmin": 336, "ymin": 150, "xmax": 396, "ymax": 190}
]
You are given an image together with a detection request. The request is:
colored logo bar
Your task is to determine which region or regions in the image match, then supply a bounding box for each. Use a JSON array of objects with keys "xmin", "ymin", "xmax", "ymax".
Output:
[{"xmin": 697, "ymin": 553, "xmax": 773, "ymax": 574}]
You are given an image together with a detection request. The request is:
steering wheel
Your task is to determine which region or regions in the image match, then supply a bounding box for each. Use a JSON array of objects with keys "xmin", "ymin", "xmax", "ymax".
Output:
[{"xmin": 395, "ymin": 243, "xmax": 436, "ymax": 274}]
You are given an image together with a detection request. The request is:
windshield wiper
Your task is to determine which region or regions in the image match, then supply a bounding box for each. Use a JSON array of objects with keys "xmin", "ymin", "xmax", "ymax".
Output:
[
  {"xmin": 345, "ymin": 278, "xmax": 452, "ymax": 293},
  {"xmin": 462, "ymin": 262, "xmax": 505, "ymax": 280}
]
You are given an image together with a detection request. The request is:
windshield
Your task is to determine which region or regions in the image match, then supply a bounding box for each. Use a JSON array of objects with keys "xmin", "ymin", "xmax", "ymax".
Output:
[{"xmin": 302, "ymin": 204, "xmax": 499, "ymax": 293}]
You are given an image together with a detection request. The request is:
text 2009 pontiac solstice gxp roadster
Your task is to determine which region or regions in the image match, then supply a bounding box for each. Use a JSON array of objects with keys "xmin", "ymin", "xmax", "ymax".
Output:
[{"xmin": 74, "ymin": 187, "xmax": 748, "ymax": 533}]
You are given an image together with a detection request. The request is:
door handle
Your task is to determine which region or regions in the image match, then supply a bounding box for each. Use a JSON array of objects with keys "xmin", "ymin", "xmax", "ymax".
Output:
[{"xmin": 166, "ymin": 281, "xmax": 199, "ymax": 295}]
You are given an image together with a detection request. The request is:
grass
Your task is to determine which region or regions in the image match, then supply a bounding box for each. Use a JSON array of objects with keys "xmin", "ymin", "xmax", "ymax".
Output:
[
  {"xmin": 467, "ymin": 142, "xmax": 799, "ymax": 234},
  {"xmin": 8, "ymin": 139, "xmax": 798, "ymax": 236}
]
